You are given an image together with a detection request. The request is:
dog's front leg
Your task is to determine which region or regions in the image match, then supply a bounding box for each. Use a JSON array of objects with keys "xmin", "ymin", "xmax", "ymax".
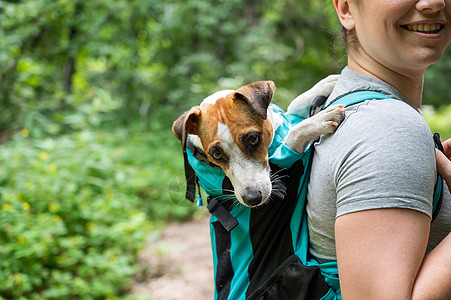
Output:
[
  {"xmin": 287, "ymin": 75, "xmax": 340, "ymax": 119},
  {"xmin": 285, "ymin": 104, "xmax": 345, "ymax": 153}
]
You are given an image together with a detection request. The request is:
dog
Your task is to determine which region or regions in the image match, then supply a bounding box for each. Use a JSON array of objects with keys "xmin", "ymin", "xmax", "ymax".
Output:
[{"xmin": 172, "ymin": 75, "xmax": 344, "ymax": 207}]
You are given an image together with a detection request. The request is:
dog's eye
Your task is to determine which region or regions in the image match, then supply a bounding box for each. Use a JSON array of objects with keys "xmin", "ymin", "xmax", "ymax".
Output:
[
  {"xmin": 210, "ymin": 147, "xmax": 224, "ymax": 160},
  {"xmin": 249, "ymin": 135, "xmax": 260, "ymax": 146},
  {"xmin": 245, "ymin": 132, "xmax": 261, "ymax": 147}
]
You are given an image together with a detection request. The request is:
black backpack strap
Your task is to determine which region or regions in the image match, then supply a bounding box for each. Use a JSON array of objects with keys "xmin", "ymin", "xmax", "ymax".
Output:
[
  {"xmin": 309, "ymin": 95, "xmax": 328, "ymax": 117},
  {"xmin": 432, "ymin": 133, "xmax": 444, "ymax": 221},
  {"xmin": 183, "ymin": 150, "xmax": 198, "ymax": 203},
  {"xmin": 183, "ymin": 139, "xmax": 220, "ymax": 205}
]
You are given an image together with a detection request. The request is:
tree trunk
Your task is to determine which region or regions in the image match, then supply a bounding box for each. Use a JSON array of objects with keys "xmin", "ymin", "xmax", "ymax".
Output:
[{"xmin": 61, "ymin": 2, "xmax": 83, "ymax": 109}]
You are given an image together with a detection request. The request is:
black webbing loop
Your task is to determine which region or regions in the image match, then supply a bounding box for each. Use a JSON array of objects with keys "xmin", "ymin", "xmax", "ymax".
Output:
[
  {"xmin": 183, "ymin": 151, "xmax": 197, "ymax": 203},
  {"xmin": 207, "ymin": 197, "xmax": 239, "ymax": 232}
]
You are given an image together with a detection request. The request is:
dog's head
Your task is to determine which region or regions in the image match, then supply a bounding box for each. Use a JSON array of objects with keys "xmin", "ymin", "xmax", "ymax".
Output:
[{"xmin": 173, "ymin": 81, "xmax": 276, "ymax": 207}]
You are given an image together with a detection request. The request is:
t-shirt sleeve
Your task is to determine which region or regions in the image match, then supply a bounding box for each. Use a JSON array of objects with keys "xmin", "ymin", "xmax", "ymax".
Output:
[{"xmin": 333, "ymin": 100, "xmax": 436, "ymax": 218}]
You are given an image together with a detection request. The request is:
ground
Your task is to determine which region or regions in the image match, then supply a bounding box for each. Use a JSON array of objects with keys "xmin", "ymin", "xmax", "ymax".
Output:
[{"xmin": 131, "ymin": 215, "xmax": 214, "ymax": 300}]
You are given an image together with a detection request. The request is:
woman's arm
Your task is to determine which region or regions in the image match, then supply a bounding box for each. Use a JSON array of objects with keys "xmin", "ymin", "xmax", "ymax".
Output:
[
  {"xmin": 412, "ymin": 233, "xmax": 451, "ymax": 299},
  {"xmin": 337, "ymin": 139, "xmax": 451, "ymax": 300},
  {"xmin": 411, "ymin": 138, "xmax": 451, "ymax": 299},
  {"xmin": 335, "ymin": 208, "xmax": 431, "ymax": 299}
]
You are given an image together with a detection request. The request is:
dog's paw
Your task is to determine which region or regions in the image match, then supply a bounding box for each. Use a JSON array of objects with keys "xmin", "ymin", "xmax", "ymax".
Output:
[
  {"xmin": 285, "ymin": 104, "xmax": 345, "ymax": 153},
  {"xmin": 315, "ymin": 104, "xmax": 345, "ymax": 133}
]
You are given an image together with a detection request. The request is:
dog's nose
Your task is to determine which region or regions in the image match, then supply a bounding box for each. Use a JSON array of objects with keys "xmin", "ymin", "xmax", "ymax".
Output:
[{"xmin": 242, "ymin": 187, "xmax": 263, "ymax": 207}]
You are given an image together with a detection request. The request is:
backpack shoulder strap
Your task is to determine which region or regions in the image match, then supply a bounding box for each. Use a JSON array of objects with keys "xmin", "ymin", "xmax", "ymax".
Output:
[
  {"xmin": 326, "ymin": 90, "xmax": 390, "ymax": 107},
  {"xmin": 433, "ymin": 134, "xmax": 444, "ymax": 220},
  {"xmin": 325, "ymin": 90, "xmax": 443, "ymax": 219}
]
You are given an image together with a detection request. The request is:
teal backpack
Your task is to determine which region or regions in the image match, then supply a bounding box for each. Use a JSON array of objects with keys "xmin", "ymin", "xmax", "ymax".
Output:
[{"xmin": 180, "ymin": 90, "xmax": 444, "ymax": 300}]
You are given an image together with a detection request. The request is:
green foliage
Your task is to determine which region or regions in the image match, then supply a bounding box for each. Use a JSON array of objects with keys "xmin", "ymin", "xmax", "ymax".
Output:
[
  {"xmin": 424, "ymin": 104, "xmax": 451, "ymax": 139},
  {"xmin": 0, "ymin": 0, "xmax": 450, "ymax": 298},
  {"xmin": 1, "ymin": 0, "xmax": 448, "ymax": 135},
  {"xmin": 424, "ymin": 48, "xmax": 451, "ymax": 107},
  {"xmin": 0, "ymin": 123, "xmax": 195, "ymax": 299},
  {"xmin": 0, "ymin": 0, "xmax": 348, "ymax": 134}
]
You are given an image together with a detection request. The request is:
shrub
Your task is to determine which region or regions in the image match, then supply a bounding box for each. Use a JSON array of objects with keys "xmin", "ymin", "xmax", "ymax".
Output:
[{"xmin": 0, "ymin": 123, "xmax": 194, "ymax": 299}]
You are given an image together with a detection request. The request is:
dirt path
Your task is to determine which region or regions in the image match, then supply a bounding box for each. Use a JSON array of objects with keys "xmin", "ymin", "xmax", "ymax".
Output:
[{"xmin": 131, "ymin": 216, "xmax": 214, "ymax": 300}]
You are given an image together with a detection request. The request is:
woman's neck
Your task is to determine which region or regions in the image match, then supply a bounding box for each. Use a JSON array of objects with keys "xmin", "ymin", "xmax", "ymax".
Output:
[{"xmin": 348, "ymin": 54, "xmax": 425, "ymax": 108}]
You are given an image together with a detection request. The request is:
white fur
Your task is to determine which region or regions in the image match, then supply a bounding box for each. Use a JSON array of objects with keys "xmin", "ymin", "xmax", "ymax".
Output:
[
  {"xmin": 216, "ymin": 123, "xmax": 272, "ymax": 205},
  {"xmin": 188, "ymin": 134, "xmax": 203, "ymax": 150},
  {"xmin": 201, "ymin": 90, "xmax": 235, "ymax": 105},
  {"xmin": 287, "ymin": 75, "xmax": 340, "ymax": 118},
  {"xmin": 267, "ymin": 106, "xmax": 284, "ymax": 134}
]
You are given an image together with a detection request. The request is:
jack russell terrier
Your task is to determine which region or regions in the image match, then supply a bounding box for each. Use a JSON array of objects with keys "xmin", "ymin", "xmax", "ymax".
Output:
[{"xmin": 172, "ymin": 75, "xmax": 344, "ymax": 207}]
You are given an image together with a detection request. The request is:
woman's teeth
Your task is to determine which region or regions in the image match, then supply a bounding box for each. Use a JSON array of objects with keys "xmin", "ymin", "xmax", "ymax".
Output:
[{"xmin": 406, "ymin": 24, "xmax": 443, "ymax": 33}]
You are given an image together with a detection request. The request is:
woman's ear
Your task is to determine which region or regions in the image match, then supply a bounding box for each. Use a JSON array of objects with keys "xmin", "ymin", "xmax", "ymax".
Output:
[{"xmin": 334, "ymin": 0, "xmax": 355, "ymax": 30}]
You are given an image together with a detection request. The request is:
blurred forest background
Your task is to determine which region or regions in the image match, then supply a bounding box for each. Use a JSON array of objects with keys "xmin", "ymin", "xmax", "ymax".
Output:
[{"xmin": 0, "ymin": 0, "xmax": 450, "ymax": 299}]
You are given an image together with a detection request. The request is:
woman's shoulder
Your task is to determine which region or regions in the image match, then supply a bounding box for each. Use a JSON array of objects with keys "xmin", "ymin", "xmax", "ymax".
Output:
[
  {"xmin": 315, "ymin": 97, "xmax": 433, "ymax": 159},
  {"xmin": 337, "ymin": 98, "xmax": 432, "ymax": 140}
]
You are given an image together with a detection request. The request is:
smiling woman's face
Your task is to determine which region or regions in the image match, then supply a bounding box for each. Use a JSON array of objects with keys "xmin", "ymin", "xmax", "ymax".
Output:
[{"xmin": 341, "ymin": 0, "xmax": 451, "ymax": 75}]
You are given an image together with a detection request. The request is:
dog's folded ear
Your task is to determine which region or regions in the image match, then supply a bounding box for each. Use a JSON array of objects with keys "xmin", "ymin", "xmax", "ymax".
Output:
[
  {"xmin": 172, "ymin": 106, "xmax": 202, "ymax": 151},
  {"xmin": 233, "ymin": 81, "xmax": 275, "ymax": 119}
]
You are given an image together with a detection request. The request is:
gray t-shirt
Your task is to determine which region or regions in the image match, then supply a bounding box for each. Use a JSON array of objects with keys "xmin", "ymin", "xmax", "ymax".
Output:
[{"xmin": 306, "ymin": 67, "xmax": 449, "ymax": 261}]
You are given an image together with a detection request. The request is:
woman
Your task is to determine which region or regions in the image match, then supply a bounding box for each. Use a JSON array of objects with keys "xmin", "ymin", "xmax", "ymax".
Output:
[{"xmin": 306, "ymin": 0, "xmax": 451, "ymax": 298}]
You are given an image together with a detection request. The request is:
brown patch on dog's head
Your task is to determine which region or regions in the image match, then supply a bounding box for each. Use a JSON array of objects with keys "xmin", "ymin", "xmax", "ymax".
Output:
[
  {"xmin": 232, "ymin": 81, "xmax": 275, "ymax": 119},
  {"xmin": 214, "ymin": 97, "xmax": 273, "ymax": 166},
  {"xmin": 173, "ymin": 81, "xmax": 278, "ymax": 207},
  {"xmin": 172, "ymin": 106, "xmax": 202, "ymax": 151},
  {"xmin": 173, "ymin": 80, "xmax": 276, "ymax": 164}
]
